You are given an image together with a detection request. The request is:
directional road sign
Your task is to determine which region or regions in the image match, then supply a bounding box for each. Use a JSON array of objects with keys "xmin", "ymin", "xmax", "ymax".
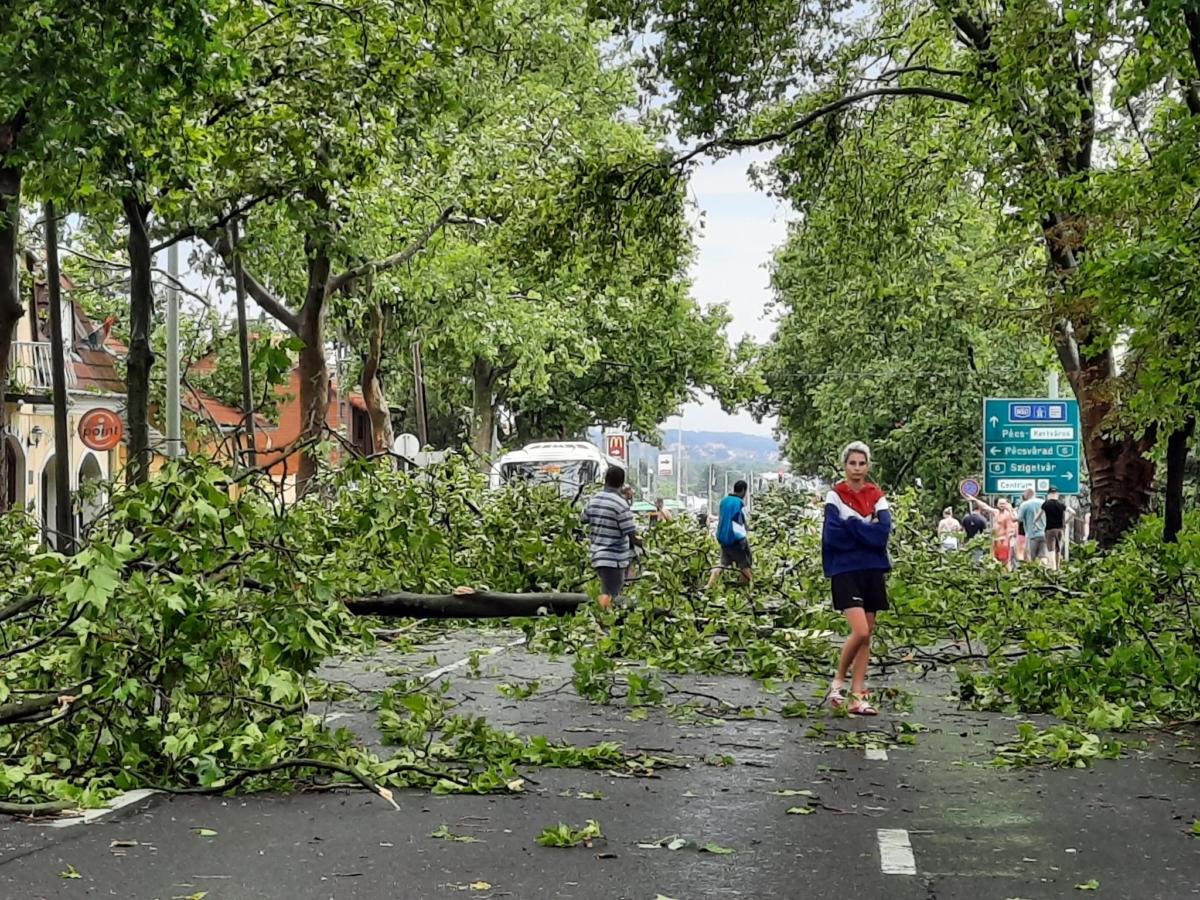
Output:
[{"xmin": 982, "ymin": 398, "xmax": 1081, "ymax": 495}]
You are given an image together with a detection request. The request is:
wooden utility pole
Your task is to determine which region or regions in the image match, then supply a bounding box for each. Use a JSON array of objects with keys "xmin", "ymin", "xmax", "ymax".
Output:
[
  {"xmin": 411, "ymin": 340, "xmax": 428, "ymax": 448},
  {"xmin": 43, "ymin": 200, "xmax": 74, "ymax": 554}
]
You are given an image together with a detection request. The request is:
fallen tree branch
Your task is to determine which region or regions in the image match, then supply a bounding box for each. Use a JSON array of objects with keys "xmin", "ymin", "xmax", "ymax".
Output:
[
  {"xmin": 0, "ymin": 593, "xmax": 45, "ymax": 624},
  {"xmin": 0, "ymin": 692, "xmax": 73, "ymax": 726},
  {"xmin": 346, "ymin": 590, "xmax": 588, "ymax": 619},
  {"xmin": 0, "ymin": 799, "xmax": 75, "ymax": 816},
  {"xmin": 153, "ymin": 757, "xmax": 400, "ymax": 810}
]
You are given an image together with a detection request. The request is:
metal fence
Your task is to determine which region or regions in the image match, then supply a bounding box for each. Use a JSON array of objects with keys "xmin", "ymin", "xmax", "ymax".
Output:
[{"xmin": 10, "ymin": 341, "xmax": 77, "ymax": 392}]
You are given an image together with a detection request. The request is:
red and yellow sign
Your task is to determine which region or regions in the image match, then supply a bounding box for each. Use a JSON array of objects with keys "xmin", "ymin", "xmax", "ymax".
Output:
[
  {"xmin": 606, "ymin": 433, "xmax": 627, "ymax": 463},
  {"xmin": 78, "ymin": 408, "xmax": 124, "ymax": 452}
]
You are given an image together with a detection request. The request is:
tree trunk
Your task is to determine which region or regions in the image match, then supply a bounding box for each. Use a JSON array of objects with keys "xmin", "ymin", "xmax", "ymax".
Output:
[
  {"xmin": 1069, "ymin": 345, "xmax": 1156, "ymax": 548},
  {"xmin": 122, "ymin": 194, "xmax": 156, "ymax": 485},
  {"xmin": 360, "ymin": 298, "xmax": 394, "ymax": 455},
  {"xmin": 345, "ymin": 589, "xmax": 587, "ymax": 619},
  {"xmin": 1164, "ymin": 414, "xmax": 1195, "ymax": 543},
  {"xmin": 470, "ymin": 356, "xmax": 497, "ymax": 471},
  {"xmin": 0, "ymin": 161, "xmax": 21, "ymax": 512},
  {"xmin": 295, "ymin": 305, "xmax": 329, "ymax": 492}
]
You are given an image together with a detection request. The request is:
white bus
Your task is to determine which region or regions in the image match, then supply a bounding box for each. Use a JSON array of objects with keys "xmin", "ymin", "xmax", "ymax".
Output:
[{"xmin": 493, "ymin": 441, "xmax": 621, "ymax": 498}]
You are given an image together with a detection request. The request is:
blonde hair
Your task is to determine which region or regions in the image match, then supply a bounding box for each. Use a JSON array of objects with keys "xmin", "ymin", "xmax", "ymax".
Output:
[{"xmin": 841, "ymin": 441, "xmax": 872, "ymax": 466}]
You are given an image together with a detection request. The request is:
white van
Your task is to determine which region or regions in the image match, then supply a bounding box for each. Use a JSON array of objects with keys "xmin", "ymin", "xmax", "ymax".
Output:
[{"xmin": 493, "ymin": 441, "xmax": 622, "ymax": 498}]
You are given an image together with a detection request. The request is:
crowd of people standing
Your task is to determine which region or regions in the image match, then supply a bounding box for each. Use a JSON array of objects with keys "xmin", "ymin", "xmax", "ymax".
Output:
[
  {"xmin": 578, "ymin": 440, "xmax": 1082, "ymax": 721},
  {"xmin": 936, "ymin": 486, "xmax": 1077, "ymax": 570}
]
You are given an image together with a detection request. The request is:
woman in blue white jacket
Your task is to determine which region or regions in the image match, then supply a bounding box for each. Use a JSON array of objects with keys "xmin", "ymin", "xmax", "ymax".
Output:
[{"xmin": 822, "ymin": 441, "xmax": 892, "ymax": 715}]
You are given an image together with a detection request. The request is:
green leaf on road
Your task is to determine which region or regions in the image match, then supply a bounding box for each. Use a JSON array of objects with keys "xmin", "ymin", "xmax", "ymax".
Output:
[{"xmin": 431, "ymin": 824, "xmax": 483, "ymax": 843}]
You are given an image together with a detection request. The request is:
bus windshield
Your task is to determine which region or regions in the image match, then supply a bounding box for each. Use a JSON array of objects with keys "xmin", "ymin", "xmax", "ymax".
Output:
[{"xmin": 500, "ymin": 460, "xmax": 600, "ymax": 496}]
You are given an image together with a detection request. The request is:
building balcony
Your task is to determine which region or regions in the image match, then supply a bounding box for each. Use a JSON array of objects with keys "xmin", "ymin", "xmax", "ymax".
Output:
[{"xmin": 9, "ymin": 341, "xmax": 78, "ymax": 394}]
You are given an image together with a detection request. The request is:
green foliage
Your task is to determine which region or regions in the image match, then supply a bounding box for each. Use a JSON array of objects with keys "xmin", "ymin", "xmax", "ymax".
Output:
[
  {"xmin": 530, "ymin": 485, "xmax": 1200, "ymax": 741},
  {"xmin": 4, "ymin": 459, "xmax": 1196, "ymax": 810},
  {"xmin": 992, "ymin": 722, "xmax": 1124, "ymax": 769},
  {"xmin": 0, "ymin": 459, "xmax": 364, "ymax": 807},
  {"xmin": 375, "ymin": 676, "xmax": 632, "ymax": 793},
  {"xmin": 535, "ymin": 819, "xmax": 603, "ymax": 847},
  {"xmin": 757, "ymin": 111, "xmax": 1051, "ymax": 500},
  {"xmin": 192, "ymin": 332, "xmax": 301, "ymax": 422},
  {"xmin": 431, "ymin": 824, "xmax": 483, "ymax": 843}
]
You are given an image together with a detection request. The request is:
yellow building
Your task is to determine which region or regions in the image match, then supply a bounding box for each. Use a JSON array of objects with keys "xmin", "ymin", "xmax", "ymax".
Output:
[{"xmin": 2, "ymin": 277, "xmax": 125, "ymax": 543}]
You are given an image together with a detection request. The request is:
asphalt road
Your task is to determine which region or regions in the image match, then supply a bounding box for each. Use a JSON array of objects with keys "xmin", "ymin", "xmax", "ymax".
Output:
[{"xmin": 3, "ymin": 629, "xmax": 1198, "ymax": 899}]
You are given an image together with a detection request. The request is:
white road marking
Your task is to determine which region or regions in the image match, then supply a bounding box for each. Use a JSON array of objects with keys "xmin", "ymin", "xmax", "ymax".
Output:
[
  {"xmin": 420, "ymin": 635, "xmax": 528, "ymax": 684},
  {"xmin": 865, "ymin": 747, "xmax": 889, "ymax": 761},
  {"xmin": 43, "ymin": 789, "xmax": 159, "ymax": 829},
  {"xmin": 877, "ymin": 828, "xmax": 917, "ymax": 875}
]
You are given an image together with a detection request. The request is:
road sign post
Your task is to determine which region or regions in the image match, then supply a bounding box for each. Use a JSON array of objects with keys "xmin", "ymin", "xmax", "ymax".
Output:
[{"xmin": 982, "ymin": 398, "xmax": 1081, "ymax": 494}]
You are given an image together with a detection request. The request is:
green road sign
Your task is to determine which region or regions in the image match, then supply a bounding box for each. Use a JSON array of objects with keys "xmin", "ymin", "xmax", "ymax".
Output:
[{"xmin": 982, "ymin": 397, "xmax": 1081, "ymax": 495}]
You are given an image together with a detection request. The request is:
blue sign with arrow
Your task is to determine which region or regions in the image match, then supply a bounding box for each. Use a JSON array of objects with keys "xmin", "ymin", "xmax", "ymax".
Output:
[{"xmin": 982, "ymin": 397, "xmax": 1081, "ymax": 495}]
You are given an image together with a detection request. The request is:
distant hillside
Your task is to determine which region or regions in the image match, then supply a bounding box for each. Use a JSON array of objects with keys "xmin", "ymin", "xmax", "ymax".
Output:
[{"xmin": 590, "ymin": 429, "xmax": 782, "ymax": 466}]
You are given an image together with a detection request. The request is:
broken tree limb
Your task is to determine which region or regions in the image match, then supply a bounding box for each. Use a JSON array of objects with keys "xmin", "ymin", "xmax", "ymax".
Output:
[{"xmin": 345, "ymin": 590, "xmax": 588, "ymax": 619}]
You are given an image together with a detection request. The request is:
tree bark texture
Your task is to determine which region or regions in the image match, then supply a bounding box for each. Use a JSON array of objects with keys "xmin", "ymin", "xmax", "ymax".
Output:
[
  {"xmin": 295, "ymin": 303, "xmax": 329, "ymax": 492},
  {"xmin": 471, "ymin": 356, "xmax": 497, "ymax": 471},
  {"xmin": 0, "ymin": 160, "xmax": 21, "ymax": 512},
  {"xmin": 1163, "ymin": 415, "xmax": 1195, "ymax": 543},
  {"xmin": 122, "ymin": 195, "xmax": 156, "ymax": 486},
  {"xmin": 346, "ymin": 590, "xmax": 587, "ymax": 619},
  {"xmin": 360, "ymin": 298, "xmax": 394, "ymax": 455},
  {"xmin": 1067, "ymin": 345, "xmax": 1157, "ymax": 548}
]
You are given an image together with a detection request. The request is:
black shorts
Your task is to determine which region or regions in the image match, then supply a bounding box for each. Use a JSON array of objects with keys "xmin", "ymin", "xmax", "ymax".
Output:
[
  {"xmin": 831, "ymin": 570, "xmax": 889, "ymax": 612},
  {"xmin": 720, "ymin": 540, "xmax": 752, "ymax": 569},
  {"xmin": 595, "ymin": 566, "xmax": 626, "ymax": 598}
]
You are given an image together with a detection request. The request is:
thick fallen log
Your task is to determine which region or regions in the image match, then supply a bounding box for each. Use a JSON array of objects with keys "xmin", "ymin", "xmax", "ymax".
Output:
[{"xmin": 345, "ymin": 590, "xmax": 589, "ymax": 619}]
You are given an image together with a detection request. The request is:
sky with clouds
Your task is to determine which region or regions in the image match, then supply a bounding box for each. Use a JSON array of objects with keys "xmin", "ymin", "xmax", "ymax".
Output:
[{"xmin": 676, "ymin": 150, "xmax": 790, "ymax": 437}]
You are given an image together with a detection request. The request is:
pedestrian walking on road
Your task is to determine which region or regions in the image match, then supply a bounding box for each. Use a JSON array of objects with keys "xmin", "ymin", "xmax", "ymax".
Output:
[
  {"xmin": 1036, "ymin": 486, "xmax": 1071, "ymax": 570},
  {"xmin": 705, "ymin": 480, "xmax": 752, "ymax": 588},
  {"xmin": 581, "ymin": 467, "xmax": 639, "ymax": 609},
  {"xmin": 937, "ymin": 507, "xmax": 964, "ymax": 550},
  {"xmin": 1016, "ymin": 488, "xmax": 1046, "ymax": 565},
  {"xmin": 822, "ymin": 441, "xmax": 891, "ymax": 716}
]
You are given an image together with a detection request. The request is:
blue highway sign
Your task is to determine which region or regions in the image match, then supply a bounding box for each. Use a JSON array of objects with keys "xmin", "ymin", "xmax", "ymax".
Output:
[{"xmin": 982, "ymin": 398, "xmax": 1081, "ymax": 495}]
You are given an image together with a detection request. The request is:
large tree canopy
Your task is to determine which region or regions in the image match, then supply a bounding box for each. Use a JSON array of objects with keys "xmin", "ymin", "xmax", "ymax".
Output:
[{"xmin": 607, "ymin": 0, "xmax": 1200, "ymax": 544}]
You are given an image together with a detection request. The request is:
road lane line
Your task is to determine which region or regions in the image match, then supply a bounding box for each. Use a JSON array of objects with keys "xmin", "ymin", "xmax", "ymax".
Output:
[
  {"xmin": 865, "ymin": 747, "xmax": 889, "ymax": 761},
  {"xmin": 43, "ymin": 789, "xmax": 159, "ymax": 829},
  {"xmin": 877, "ymin": 828, "xmax": 917, "ymax": 875},
  {"xmin": 420, "ymin": 635, "xmax": 528, "ymax": 684}
]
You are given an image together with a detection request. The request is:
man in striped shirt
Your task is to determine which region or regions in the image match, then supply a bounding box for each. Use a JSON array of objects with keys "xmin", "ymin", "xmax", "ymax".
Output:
[{"xmin": 581, "ymin": 466, "xmax": 638, "ymax": 609}]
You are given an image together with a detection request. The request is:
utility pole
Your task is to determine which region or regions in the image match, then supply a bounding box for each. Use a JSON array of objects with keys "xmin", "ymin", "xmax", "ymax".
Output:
[
  {"xmin": 1048, "ymin": 368, "xmax": 1059, "ymax": 399},
  {"xmin": 165, "ymin": 242, "xmax": 181, "ymax": 457},
  {"xmin": 411, "ymin": 341, "xmax": 428, "ymax": 447},
  {"xmin": 676, "ymin": 421, "xmax": 683, "ymax": 498},
  {"xmin": 44, "ymin": 201, "xmax": 74, "ymax": 554},
  {"xmin": 230, "ymin": 221, "xmax": 257, "ymax": 466}
]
